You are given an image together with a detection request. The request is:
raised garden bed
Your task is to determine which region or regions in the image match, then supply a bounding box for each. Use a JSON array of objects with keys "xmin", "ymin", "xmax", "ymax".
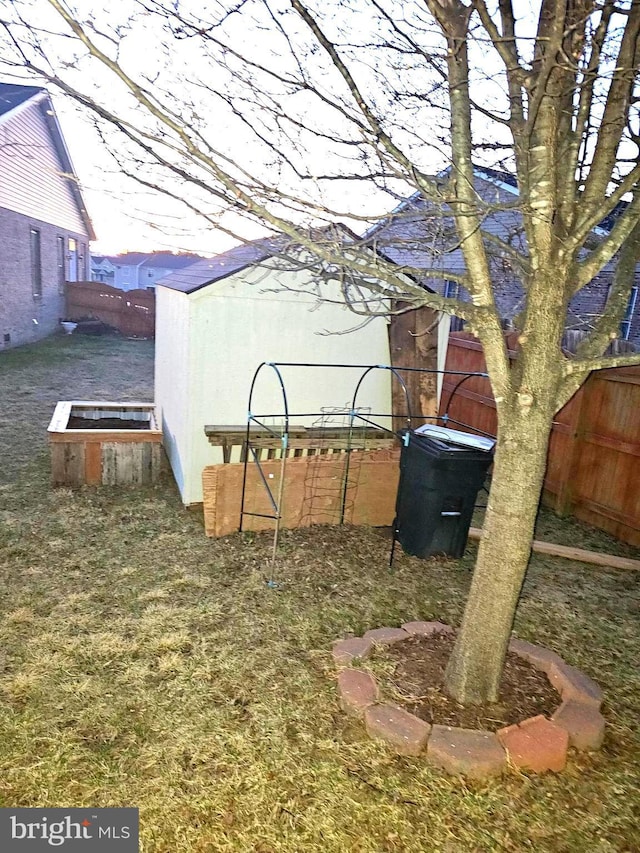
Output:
[{"xmin": 48, "ymin": 401, "xmax": 163, "ymax": 487}]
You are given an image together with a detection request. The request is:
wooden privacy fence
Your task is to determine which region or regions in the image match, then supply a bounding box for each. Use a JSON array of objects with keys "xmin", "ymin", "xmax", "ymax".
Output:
[
  {"xmin": 440, "ymin": 332, "xmax": 640, "ymax": 546},
  {"xmin": 66, "ymin": 281, "xmax": 156, "ymax": 338}
]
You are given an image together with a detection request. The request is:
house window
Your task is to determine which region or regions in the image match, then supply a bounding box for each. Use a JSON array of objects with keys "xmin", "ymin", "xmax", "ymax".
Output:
[
  {"xmin": 57, "ymin": 236, "xmax": 66, "ymax": 294},
  {"xmin": 444, "ymin": 280, "xmax": 460, "ymax": 300},
  {"xmin": 68, "ymin": 237, "xmax": 78, "ymax": 281},
  {"xmin": 30, "ymin": 228, "xmax": 42, "ymax": 298},
  {"xmin": 445, "ymin": 280, "xmax": 465, "ymax": 331},
  {"xmin": 620, "ymin": 285, "xmax": 638, "ymax": 341}
]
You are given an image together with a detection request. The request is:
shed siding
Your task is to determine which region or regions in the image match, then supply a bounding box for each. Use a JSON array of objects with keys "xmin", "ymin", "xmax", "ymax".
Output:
[
  {"xmin": 154, "ymin": 286, "xmax": 191, "ymax": 499},
  {"xmin": 0, "ymin": 100, "xmax": 85, "ymax": 234},
  {"xmin": 157, "ymin": 262, "xmax": 392, "ymax": 506}
]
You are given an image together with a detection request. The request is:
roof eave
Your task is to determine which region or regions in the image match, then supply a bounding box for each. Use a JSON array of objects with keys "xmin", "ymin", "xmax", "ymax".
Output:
[{"xmin": 38, "ymin": 96, "xmax": 96, "ymax": 241}]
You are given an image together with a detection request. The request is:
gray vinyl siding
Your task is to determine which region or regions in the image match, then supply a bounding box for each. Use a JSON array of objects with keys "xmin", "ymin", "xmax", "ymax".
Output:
[
  {"xmin": 0, "ymin": 98, "xmax": 86, "ymax": 234},
  {"xmin": 372, "ymin": 174, "xmax": 640, "ymax": 348}
]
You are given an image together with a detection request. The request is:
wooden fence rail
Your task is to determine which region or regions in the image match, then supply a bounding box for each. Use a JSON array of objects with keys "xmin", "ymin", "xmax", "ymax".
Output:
[
  {"xmin": 440, "ymin": 332, "xmax": 640, "ymax": 546},
  {"xmin": 65, "ymin": 281, "xmax": 156, "ymax": 338}
]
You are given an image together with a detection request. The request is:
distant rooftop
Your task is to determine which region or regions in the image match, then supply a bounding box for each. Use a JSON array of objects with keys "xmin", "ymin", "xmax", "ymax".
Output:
[{"xmin": 108, "ymin": 252, "xmax": 209, "ymax": 270}]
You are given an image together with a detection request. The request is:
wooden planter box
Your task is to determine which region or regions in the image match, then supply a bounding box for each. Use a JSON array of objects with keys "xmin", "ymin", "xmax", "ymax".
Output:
[{"xmin": 48, "ymin": 401, "xmax": 163, "ymax": 487}]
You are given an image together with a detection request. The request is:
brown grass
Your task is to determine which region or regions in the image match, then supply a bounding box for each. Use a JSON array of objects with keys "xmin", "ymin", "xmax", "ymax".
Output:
[{"xmin": 0, "ymin": 334, "xmax": 638, "ymax": 852}]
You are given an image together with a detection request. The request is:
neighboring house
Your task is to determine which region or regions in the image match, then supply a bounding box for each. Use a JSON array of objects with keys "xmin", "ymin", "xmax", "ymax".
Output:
[
  {"xmin": 105, "ymin": 252, "xmax": 208, "ymax": 291},
  {"xmin": 154, "ymin": 237, "xmax": 407, "ymax": 506},
  {"xmin": 0, "ymin": 82, "xmax": 95, "ymax": 349},
  {"xmin": 90, "ymin": 255, "xmax": 116, "ymax": 285},
  {"xmin": 370, "ymin": 167, "xmax": 640, "ymax": 349}
]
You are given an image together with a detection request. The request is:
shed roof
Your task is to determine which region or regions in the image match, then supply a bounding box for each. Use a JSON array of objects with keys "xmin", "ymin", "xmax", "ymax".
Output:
[
  {"xmin": 158, "ymin": 223, "xmax": 440, "ymax": 296},
  {"xmin": 156, "ymin": 236, "xmax": 306, "ymax": 294}
]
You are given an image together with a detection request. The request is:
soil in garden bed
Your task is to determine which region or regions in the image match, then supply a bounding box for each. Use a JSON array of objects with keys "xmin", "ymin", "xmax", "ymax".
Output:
[
  {"xmin": 383, "ymin": 632, "xmax": 560, "ymax": 731},
  {"xmin": 67, "ymin": 416, "xmax": 150, "ymax": 430}
]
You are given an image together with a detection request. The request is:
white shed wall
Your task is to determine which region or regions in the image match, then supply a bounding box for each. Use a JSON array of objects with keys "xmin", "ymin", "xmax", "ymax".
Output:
[
  {"xmin": 154, "ymin": 286, "xmax": 192, "ymax": 499},
  {"xmin": 158, "ymin": 263, "xmax": 392, "ymax": 505}
]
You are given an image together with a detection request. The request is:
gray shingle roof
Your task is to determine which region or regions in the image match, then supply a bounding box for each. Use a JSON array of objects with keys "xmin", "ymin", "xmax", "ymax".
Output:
[
  {"xmin": 109, "ymin": 252, "xmax": 208, "ymax": 270},
  {"xmin": 156, "ymin": 237, "xmax": 301, "ymax": 294},
  {"xmin": 0, "ymin": 82, "xmax": 44, "ymax": 117}
]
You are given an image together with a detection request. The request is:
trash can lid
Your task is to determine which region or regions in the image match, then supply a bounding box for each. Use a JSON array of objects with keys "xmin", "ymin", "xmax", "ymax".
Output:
[{"xmin": 414, "ymin": 425, "xmax": 495, "ymax": 452}]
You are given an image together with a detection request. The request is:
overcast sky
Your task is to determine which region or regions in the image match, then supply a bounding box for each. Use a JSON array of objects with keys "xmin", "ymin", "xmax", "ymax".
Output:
[{"xmin": 1, "ymin": 0, "xmax": 458, "ymax": 256}]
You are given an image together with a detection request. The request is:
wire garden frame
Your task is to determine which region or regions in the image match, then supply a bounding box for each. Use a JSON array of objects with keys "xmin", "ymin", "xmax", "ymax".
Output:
[{"xmin": 239, "ymin": 361, "xmax": 489, "ymax": 561}]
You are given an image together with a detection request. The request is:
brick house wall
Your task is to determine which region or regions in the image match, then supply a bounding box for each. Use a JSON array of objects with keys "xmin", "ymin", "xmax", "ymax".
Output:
[{"xmin": 0, "ymin": 207, "xmax": 88, "ymax": 348}]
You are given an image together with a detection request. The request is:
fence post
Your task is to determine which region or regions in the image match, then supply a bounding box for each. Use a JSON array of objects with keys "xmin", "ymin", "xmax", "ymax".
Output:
[{"xmin": 553, "ymin": 379, "xmax": 590, "ymax": 517}]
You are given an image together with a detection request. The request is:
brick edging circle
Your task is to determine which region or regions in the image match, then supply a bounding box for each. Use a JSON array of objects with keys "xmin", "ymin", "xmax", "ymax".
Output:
[{"xmin": 332, "ymin": 622, "xmax": 605, "ymax": 778}]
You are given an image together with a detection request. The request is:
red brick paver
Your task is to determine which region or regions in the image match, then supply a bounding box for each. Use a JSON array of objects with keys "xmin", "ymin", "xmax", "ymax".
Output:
[
  {"xmin": 498, "ymin": 715, "xmax": 569, "ymax": 773},
  {"xmin": 332, "ymin": 628, "xmax": 604, "ymax": 777},
  {"xmin": 337, "ymin": 669, "xmax": 379, "ymax": 717},
  {"xmin": 551, "ymin": 700, "xmax": 606, "ymax": 750},
  {"xmin": 509, "ymin": 638, "xmax": 565, "ymax": 674},
  {"xmin": 401, "ymin": 621, "xmax": 454, "ymax": 636},
  {"xmin": 427, "ymin": 725, "xmax": 507, "ymax": 779},
  {"xmin": 547, "ymin": 661, "xmax": 604, "ymax": 708},
  {"xmin": 363, "ymin": 627, "xmax": 409, "ymax": 646},
  {"xmin": 364, "ymin": 703, "xmax": 431, "ymax": 756},
  {"xmin": 332, "ymin": 637, "xmax": 373, "ymax": 666}
]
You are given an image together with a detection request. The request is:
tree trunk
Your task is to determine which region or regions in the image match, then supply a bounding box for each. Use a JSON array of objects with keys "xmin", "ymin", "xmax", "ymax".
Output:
[{"xmin": 443, "ymin": 404, "xmax": 555, "ymax": 705}]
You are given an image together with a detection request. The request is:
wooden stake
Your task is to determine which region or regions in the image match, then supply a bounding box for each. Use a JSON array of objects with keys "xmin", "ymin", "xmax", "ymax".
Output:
[{"xmin": 468, "ymin": 527, "xmax": 640, "ymax": 571}]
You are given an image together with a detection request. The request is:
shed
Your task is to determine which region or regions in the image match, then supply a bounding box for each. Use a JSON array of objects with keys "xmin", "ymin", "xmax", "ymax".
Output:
[{"xmin": 155, "ymin": 237, "xmax": 444, "ymax": 506}]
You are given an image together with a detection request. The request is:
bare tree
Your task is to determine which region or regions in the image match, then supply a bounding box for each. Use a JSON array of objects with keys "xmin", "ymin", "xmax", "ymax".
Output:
[{"xmin": 2, "ymin": 0, "xmax": 638, "ymax": 704}]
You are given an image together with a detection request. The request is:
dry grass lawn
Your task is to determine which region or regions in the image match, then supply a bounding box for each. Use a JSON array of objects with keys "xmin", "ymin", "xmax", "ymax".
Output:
[{"xmin": 0, "ymin": 334, "xmax": 638, "ymax": 852}]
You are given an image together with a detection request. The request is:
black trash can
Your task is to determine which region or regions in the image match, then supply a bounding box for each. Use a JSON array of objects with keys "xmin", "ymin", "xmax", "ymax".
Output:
[{"xmin": 394, "ymin": 429, "xmax": 494, "ymax": 559}]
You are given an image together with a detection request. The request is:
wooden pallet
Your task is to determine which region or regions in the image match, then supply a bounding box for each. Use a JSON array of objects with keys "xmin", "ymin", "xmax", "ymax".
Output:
[
  {"xmin": 204, "ymin": 424, "xmax": 397, "ymax": 463},
  {"xmin": 202, "ymin": 448, "xmax": 400, "ymax": 537}
]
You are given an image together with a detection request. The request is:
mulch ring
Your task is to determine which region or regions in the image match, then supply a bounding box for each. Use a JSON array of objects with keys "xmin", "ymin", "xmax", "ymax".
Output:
[{"xmin": 381, "ymin": 632, "xmax": 560, "ymax": 731}]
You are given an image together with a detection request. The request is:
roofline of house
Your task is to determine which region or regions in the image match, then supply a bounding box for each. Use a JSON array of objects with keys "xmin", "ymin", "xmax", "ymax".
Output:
[
  {"xmin": 39, "ymin": 96, "xmax": 96, "ymax": 241},
  {"xmin": 472, "ymin": 167, "xmax": 519, "ymax": 196}
]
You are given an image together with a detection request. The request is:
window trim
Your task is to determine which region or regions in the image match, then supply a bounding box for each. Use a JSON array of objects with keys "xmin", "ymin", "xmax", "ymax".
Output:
[
  {"xmin": 56, "ymin": 235, "xmax": 66, "ymax": 295},
  {"xmin": 444, "ymin": 279, "xmax": 460, "ymax": 300},
  {"xmin": 30, "ymin": 227, "xmax": 42, "ymax": 299},
  {"xmin": 444, "ymin": 279, "xmax": 465, "ymax": 331},
  {"xmin": 68, "ymin": 237, "xmax": 78, "ymax": 282},
  {"xmin": 620, "ymin": 284, "xmax": 638, "ymax": 341}
]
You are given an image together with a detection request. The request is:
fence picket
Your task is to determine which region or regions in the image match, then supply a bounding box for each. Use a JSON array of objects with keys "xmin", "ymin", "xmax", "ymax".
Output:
[
  {"xmin": 441, "ymin": 333, "xmax": 640, "ymax": 546},
  {"xmin": 65, "ymin": 281, "xmax": 155, "ymax": 338}
]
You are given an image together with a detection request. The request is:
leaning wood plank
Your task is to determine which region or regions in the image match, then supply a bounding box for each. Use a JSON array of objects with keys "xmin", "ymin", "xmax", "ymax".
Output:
[
  {"xmin": 468, "ymin": 527, "xmax": 640, "ymax": 571},
  {"xmin": 202, "ymin": 450, "xmax": 400, "ymax": 537}
]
